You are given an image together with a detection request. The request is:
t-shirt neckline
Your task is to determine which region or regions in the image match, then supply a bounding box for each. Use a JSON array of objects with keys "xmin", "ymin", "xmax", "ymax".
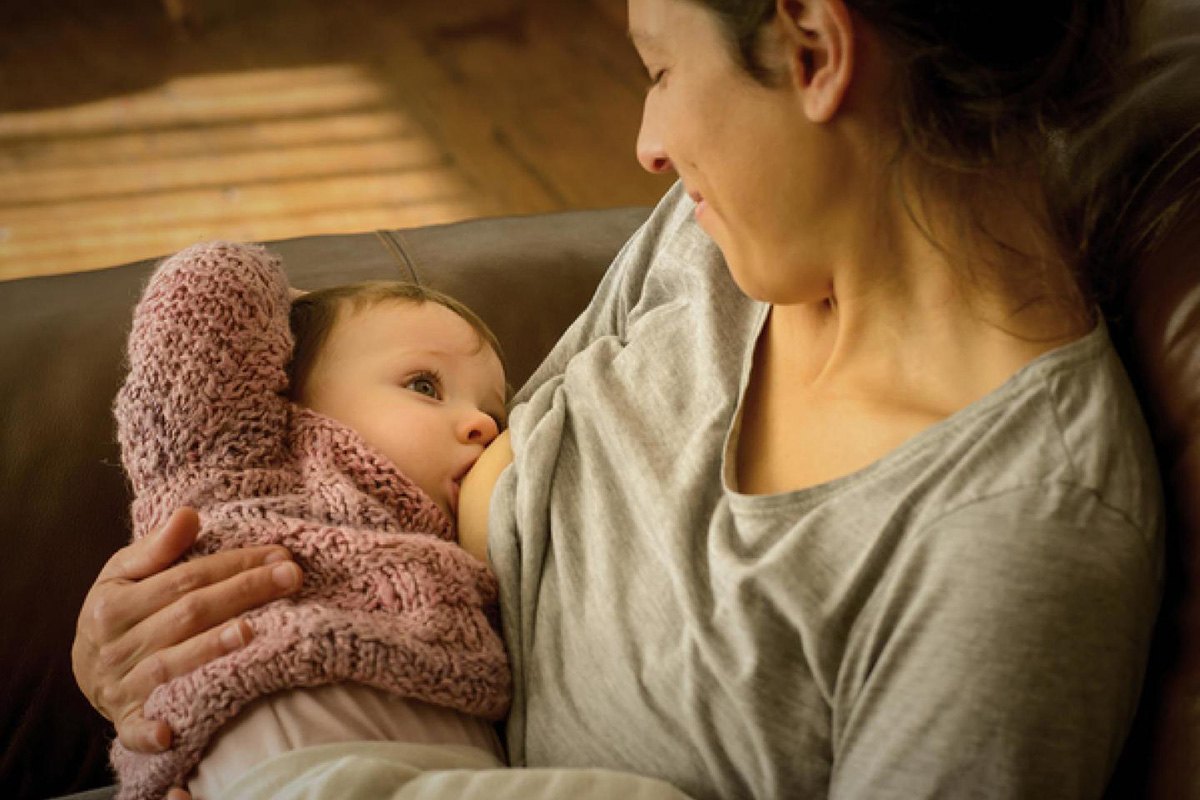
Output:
[{"xmin": 721, "ymin": 303, "xmax": 1109, "ymax": 510}]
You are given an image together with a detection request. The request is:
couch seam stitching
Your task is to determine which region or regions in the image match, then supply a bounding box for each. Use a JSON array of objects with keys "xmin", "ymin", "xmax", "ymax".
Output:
[{"xmin": 374, "ymin": 229, "xmax": 419, "ymax": 285}]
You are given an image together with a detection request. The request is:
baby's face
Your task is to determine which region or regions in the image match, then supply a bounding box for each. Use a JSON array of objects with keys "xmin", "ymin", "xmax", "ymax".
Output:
[{"xmin": 299, "ymin": 301, "xmax": 507, "ymax": 523}]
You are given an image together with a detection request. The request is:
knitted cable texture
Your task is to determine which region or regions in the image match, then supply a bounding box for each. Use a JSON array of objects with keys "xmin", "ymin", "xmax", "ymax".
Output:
[{"xmin": 109, "ymin": 242, "xmax": 510, "ymax": 800}]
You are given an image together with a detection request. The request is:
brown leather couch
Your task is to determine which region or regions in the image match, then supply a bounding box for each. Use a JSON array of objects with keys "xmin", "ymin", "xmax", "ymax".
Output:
[{"xmin": 1, "ymin": 204, "xmax": 1197, "ymax": 799}]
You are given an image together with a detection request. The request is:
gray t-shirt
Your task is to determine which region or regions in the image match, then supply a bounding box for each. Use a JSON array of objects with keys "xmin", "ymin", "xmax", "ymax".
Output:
[{"xmin": 489, "ymin": 182, "xmax": 1164, "ymax": 799}]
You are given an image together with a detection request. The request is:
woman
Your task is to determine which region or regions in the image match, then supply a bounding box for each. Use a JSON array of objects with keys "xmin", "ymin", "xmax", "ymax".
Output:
[{"xmin": 73, "ymin": 0, "xmax": 1188, "ymax": 796}]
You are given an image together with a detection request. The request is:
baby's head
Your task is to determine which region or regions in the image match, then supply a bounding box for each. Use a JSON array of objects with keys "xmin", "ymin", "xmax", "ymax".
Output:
[{"xmin": 288, "ymin": 282, "xmax": 509, "ymax": 523}]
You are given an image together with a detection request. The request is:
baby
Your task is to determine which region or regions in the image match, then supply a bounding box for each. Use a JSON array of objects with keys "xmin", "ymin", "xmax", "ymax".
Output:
[{"xmin": 111, "ymin": 241, "xmax": 511, "ymax": 799}]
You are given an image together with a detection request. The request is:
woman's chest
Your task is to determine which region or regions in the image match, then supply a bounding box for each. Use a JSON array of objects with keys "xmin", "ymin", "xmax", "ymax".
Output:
[{"xmin": 733, "ymin": 362, "xmax": 947, "ymax": 496}]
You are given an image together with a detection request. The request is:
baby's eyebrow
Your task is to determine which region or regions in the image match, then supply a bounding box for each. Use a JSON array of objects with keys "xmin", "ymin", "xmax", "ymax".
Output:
[
  {"xmin": 627, "ymin": 28, "xmax": 661, "ymax": 52},
  {"xmin": 491, "ymin": 395, "xmax": 509, "ymax": 424}
]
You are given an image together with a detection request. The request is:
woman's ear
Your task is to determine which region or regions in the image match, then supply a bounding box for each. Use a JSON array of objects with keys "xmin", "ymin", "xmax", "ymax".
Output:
[{"xmin": 774, "ymin": 0, "xmax": 855, "ymax": 122}]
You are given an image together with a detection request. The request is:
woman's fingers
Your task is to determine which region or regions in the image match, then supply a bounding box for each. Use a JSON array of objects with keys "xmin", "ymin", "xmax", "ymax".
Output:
[
  {"xmin": 120, "ymin": 544, "xmax": 299, "ymax": 640},
  {"xmin": 118, "ymin": 553, "xmax": 301, "ymax": 688},
  {"xmin": 101, "ymin": 561, "xmax": 302, "ymax": 748},
  {"xmin": 97, "ymin": 508, "xmax": 201, "ymax": 583},
  {"xmin": 74, "ymin": 513, "xmax": 201, "ymax": 719},
  {"xmin": 73, "ymin": 506, "xmax": 302, "ymax": 752},
  {"xmin": 109, "ymin": 616, "xmax": 260, "ymax": 751},
  {"xmin": 114, "ymin": 707, "xmax": 173, "ymax": 753}
]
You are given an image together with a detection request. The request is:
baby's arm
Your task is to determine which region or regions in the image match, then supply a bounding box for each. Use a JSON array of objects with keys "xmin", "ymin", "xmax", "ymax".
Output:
[
  {"xmin": 115, "ymin": 242, "xmax": 293, "ymax": 502},
  {"xmin": 457, "ymin": 430, "xmax": 514, "ymax": 562}
]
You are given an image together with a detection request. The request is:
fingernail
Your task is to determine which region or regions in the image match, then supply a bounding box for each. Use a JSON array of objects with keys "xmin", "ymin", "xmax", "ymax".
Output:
[
  {"xmin": 153, "ymin": 724, "xmax": 171, "ymax": 751},
  {"xmin": 160, "ymin": 509, "xmax": 183, "ymax": 534},
  {"xmin": 272, "ymin": 562, "xmax": 301, "ymax": 589},
  {"xmin": 263, "ymin": 549, "xmax": 290, "ymax": 565},
  {"xmin": 219, "ymin": 622, "xmax": 246, "ymax": 650}
]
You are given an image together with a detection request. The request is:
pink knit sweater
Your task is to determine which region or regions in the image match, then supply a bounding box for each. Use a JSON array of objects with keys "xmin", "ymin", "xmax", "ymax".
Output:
[{"xmin": 110, "ymin": 242, "xmax": 510, "ymax": 800}]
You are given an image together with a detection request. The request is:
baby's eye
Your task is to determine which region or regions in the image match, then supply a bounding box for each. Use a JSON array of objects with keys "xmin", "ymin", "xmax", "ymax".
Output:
[{"xmin": 405, "ymin": 375, "xmax": 440, "ymax": 399}]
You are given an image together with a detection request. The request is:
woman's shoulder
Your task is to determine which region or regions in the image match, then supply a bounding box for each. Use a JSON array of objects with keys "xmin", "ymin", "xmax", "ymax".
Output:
[{"xmin": 912, "ymin": 316, "xmax": 1164, "ymax": 553}]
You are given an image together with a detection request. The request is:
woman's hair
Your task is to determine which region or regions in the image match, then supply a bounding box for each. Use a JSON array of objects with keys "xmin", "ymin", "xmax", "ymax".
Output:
[
  {"xmin": 691, "ymin": 0, "xmax": 1200, "ymax": 330},
  {"xmin": 1051, "ymin": 0, "xmax": 1200, "ymax": 325},
  {"xmin": 287, "ymin": 281, "xmax": 509, "ymax": 401}
]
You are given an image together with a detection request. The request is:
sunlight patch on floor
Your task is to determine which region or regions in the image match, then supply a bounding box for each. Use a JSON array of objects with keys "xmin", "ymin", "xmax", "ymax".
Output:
[{"xmin": 0, "ymin": 64, "xmax": 485, "ymax": 280}]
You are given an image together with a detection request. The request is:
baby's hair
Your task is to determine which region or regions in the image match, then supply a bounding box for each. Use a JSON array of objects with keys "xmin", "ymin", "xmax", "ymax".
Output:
[{"xmin": 287, "ymin": 281, "xmax": 510, "ymax": 402}]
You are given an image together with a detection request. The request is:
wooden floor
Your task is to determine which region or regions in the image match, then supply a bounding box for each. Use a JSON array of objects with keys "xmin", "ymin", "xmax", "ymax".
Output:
[{"xmin": 0, "ymin": 0, "xmax": 672, "ymax": 280}]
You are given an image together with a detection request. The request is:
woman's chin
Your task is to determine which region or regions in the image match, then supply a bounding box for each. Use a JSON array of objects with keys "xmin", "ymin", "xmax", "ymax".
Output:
[
  {"xmin": 721, "ymin": 244, "xmax": 828, "ymax": 306},
  {"xmin": 722, "ymin": 255, "xmax": 776, "ymax": 302}
]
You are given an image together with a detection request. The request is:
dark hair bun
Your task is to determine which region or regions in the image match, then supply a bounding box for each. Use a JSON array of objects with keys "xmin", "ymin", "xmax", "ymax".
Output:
[{"xmin": 862, "ymin": 0, "xmax": 1130, "ymax": 162}]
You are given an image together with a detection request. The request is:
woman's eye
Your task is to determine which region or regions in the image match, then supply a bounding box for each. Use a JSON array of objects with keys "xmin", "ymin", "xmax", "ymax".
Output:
[{"xmin": 406, "ymin": 377, "xmax": 439, "ymax": 398}]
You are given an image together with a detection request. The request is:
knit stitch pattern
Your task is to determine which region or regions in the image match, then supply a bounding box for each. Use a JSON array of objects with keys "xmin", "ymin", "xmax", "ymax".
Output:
[{"xmin": 110, "ymin": 242, "xmax": 510, "ymax": 800}]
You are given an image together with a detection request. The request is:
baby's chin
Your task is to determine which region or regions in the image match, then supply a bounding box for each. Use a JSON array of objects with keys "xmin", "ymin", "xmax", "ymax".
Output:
[
  {"xmin": 413, "ymin": 484, "xmax": 454, "ymax": 532},
  {"xmin": 428, "ymin": 494, "xmax": 453, "ymax": 530}
]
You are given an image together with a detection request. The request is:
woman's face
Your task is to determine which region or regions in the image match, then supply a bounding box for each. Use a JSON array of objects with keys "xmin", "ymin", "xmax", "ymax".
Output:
[{"xmin": 629, "ymin": 0, "xmax": 849, "ymax": 304}]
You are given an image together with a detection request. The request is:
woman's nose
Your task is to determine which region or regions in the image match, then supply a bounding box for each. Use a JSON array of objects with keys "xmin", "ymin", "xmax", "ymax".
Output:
[
  {"xmin": 636, "ymin": 101, "xmax": 672, "ymax": 174},
  {"xmin": 459, "ymin": 410, "xmax": 499, "ymax": 446}
]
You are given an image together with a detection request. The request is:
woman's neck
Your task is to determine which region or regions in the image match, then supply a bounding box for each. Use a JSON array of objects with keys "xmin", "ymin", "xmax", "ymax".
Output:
[{"xmin": 767, "ymin": 172, "xmax": 1094, "ymax": 414}]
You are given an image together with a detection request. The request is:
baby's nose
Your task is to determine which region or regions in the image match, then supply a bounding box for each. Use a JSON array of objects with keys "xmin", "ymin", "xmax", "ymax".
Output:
[{"xmin": 460, "ymin": 410, "xmax": 499, "ymax": 445}]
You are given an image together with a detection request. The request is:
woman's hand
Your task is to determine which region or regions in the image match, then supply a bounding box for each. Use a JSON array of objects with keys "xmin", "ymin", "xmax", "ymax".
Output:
[{"xmin": 71, "ymin": 507, "xmax": 303, "ymax": 753}]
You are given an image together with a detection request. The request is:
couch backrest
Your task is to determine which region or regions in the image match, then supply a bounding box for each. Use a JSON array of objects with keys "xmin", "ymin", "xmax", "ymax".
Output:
[{"xmin": 1102, "ymin": 216, "xmax": 1200, "ymax": 797}]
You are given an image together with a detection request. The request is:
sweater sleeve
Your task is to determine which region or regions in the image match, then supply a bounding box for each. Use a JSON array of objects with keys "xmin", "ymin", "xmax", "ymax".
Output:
[{"xmin": 115, "ymin": 241, "xmax": 293, "ymax": 512}]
